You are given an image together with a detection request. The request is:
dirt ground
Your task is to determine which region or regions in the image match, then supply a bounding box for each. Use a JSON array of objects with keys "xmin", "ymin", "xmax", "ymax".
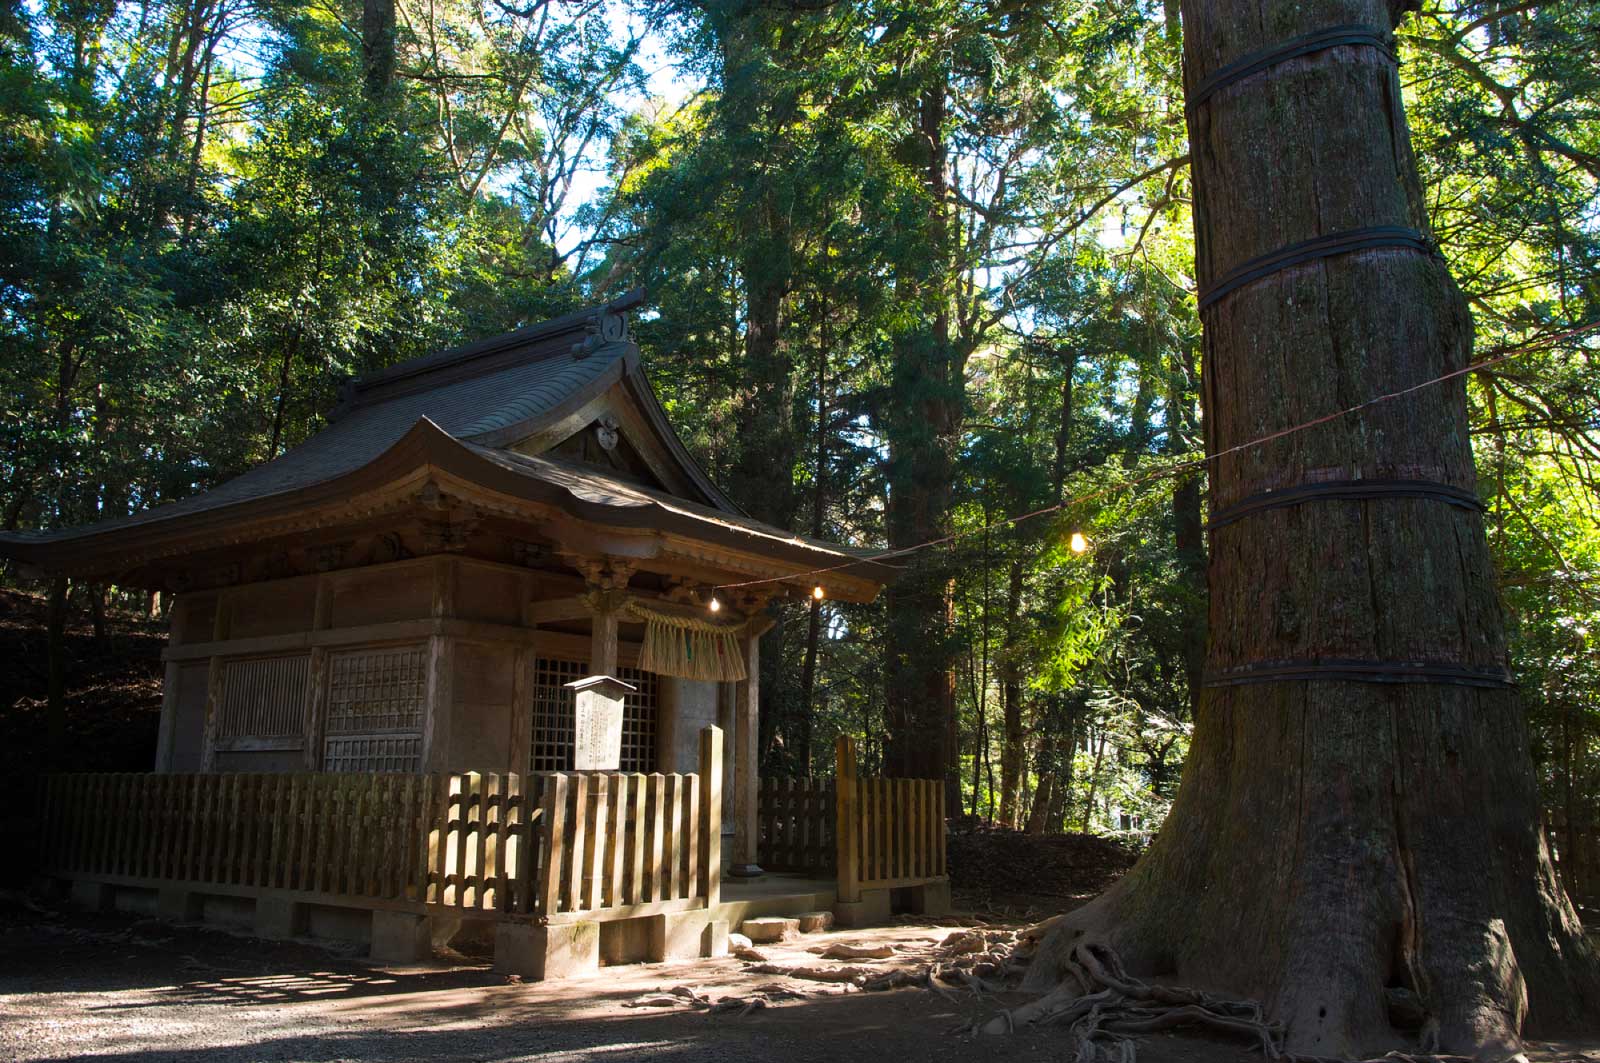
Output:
[
  {"xmin": 0, "ymin": 892, "xmax": 1259, "ymax": 1063},
  {"xmin": 3, "ymin": 897, "xmax": 1598, "ymax": 1063}
]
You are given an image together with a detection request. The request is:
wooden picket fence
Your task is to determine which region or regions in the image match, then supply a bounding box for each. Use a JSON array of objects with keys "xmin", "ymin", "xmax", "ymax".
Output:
[
  {"xmin": 833, "ymin": 736, "xmax": 947, "ymax": 903},
  {"xmin": 36, "ymin": 727, "xmax": 723, "ymax": 922},
  {"xmin": 540, "ymin": 727, "xmax": 723, "ymax": 921},
  {"xmin": 757, "ymin": 776, "xmax": 835, "ymax": 874}
]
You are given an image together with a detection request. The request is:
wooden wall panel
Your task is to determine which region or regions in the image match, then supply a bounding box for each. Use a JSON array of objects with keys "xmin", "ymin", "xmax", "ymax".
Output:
[
  {"xmin": 328, "ymin": 568, "xmax": 432, "ymax": 629},
  {"xmin": 226, "ymin": 581, "xmax": 317, "ymax": 640}
]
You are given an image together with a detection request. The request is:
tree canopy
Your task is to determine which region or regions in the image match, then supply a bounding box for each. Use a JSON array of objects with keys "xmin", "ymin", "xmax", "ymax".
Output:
[{"xmin": 3, "ymin": 0, "xmax": 1598, "ymax": 903}]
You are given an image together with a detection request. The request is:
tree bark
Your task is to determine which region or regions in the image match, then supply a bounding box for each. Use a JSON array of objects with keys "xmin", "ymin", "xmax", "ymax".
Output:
[
  {"xmin": 1080, "ymin": 722, "xmax": 1106, "ymax": 833},
  {"xmin": 1026, "ymin": 1, "xmax": 1600, "ymax": 1053},
  {"xmin": 361, "ymin": 0, "xmax": 396, "ymax": 100},
  {"xmin": 998, "ymin": 557, "xmax": 1026, "ymax": 828},
  {"xmin": 795, "ymin": 296, "xmax": 832, "ymax": 777},
  {"xmin": 884, "ymin": 83, "xmax": 960, "ymax": 796},
  {"xmin": 88, "ymin": 583, "xmax": 109, "ymax": 649},
  {"xmin": 1024, "ymin": 768, "xmax": 1053, "ymax": 835}
]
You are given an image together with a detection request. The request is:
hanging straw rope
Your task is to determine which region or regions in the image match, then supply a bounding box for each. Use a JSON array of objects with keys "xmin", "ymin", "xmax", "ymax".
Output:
[{"xmin": 627, "ymin": 602, "xmax": 748, "ymax": 682}]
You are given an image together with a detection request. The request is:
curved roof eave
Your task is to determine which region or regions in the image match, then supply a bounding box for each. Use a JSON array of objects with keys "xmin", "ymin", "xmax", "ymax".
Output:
[{"xmin": 0, "ymin": 418, "xmax": 894, "ymax": 599}]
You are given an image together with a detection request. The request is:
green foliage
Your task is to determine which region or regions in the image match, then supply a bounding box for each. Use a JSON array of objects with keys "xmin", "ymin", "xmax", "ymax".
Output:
[{"xmin": 3, "ymin": 0, "xmax": 1596, "ymax": 866}]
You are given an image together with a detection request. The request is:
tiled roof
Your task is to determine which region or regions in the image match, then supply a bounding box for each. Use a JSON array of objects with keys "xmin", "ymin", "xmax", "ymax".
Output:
[
  {"xmin": 0, "ymin": 296, "xmax": 887, "ymax": 593},
  {"xmin": 2, "ymin": 326, "xmax": 630, "ymax": 543}
]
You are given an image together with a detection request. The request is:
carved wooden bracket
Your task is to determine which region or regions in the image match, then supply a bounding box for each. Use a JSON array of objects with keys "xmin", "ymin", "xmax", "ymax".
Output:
[
  {"xmin": 562, "ymin": 551, "xmax": 638, "ymax": 592},
  {"xmin": 580, "ymin": 588, "xmax": 636, "ymax": 617},
  {"xmin": 510, "ymin": 540, "xmax": 548, "ymax": 567},
  {"xmin": 415, "ymin": 484, "xmax": 480, "ymax": 554},
  {"xmin": 310, "ymin": 543, "xmax": 350, "ymax": 573}
]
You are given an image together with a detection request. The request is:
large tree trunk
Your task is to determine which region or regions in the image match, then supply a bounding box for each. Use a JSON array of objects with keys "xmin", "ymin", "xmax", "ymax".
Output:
[
  {"xmin": 884, "ymin": 84, "xmax": 960, "ymax": 794},
  {"xmin": 1026, "ymin": 1, "xmax": 1600, "ymax": 1054},
  {"xmin": 795, "ymin": 296, "xmax": 833, "ymax": 777},
  {"xmin": 361, "ymin": 0, "xmax": 396, "ymax": 100}
]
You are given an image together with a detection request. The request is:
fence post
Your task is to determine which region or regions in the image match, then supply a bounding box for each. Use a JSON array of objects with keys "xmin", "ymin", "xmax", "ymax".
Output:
[
  {"xmin": 834, "ymin": 735, "xmax": 860, "ymax": 904},
  {"xmin": 539, "ymin": 773, "xmax": 566, "ymax": 917},
  {"xmin": 699, "ymin": 726, "xmax": 722, "ymax": 907}
]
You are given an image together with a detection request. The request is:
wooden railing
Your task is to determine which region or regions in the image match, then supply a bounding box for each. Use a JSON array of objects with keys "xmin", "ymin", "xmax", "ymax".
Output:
[
  {"xmin": 833, "ymin": 735, "xmax": 947, "ymax": 903},
  {"xmin": 757, "ymin": 776, "xmax": 835, "ymax": 874},
  {"xmin": 37, "ymin": 726, "xmax": 723, "ymax": 923}
]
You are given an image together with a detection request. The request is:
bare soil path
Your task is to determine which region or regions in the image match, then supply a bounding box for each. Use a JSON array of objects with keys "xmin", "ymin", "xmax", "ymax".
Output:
[
  {"xmin": 3, "ymin": 898, "xmax": 1598, "ymax": 1062},
  {"xmin": 0, "ymin": 896, "xmax": 1263, "ymax": 1063}
]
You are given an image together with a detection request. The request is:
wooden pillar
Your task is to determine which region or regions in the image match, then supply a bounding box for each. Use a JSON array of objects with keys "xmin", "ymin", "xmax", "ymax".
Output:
[
  {"xmin": 729, "ymin": 628, "xmax": 763, "ymax": 877},
  {"xmin": 716, "ymin": 680, "xmax": 737, "ymax": 840},
  {"xmin": 422, "ymin": 558, "xmax": 458, "ymax": 771},
  {"xmin": 154, "ymin": 660, "xmax": 182, "ymax": 772},
  {"xmin": 507, "ymin": 645, "xmax": 533, "ymax": 776},
  {"xmin": 590, "ymin": 607, "xmax": 619, "ymax": 676},
  {"xmin": 573, "ymin": 556, "xmax": 634, "ymax": 678},
  {"xmin": 303, "ymin": 575, "xmax": 333, "ymax": 771},
  {"xmin": 199, "ymin": 591, "xmax": 231, "ymax": 772},
  {"xmin": 421, "ymin": 634, "xmax": 452, "ymax": 771},
  {"xmin": 656, "ymin": 677, "xmax": 681, "ymax": 772},
  {"xmin": 154, "ymin": 594, "xmax": 189, "ymax": 772}
]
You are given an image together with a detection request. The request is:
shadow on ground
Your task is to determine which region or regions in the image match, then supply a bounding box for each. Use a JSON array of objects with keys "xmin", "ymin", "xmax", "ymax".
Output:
[{"xmin": 4, "ymin": 898, "xmax": 1596, "ymax": 1063}]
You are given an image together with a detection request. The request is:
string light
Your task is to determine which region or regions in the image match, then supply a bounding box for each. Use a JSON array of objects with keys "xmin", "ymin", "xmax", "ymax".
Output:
[
  {"xmin": 812, "ymin": 585, "xmax": 826, "ymax": 601},
  {"xmin": 707, "ymin": 597, "xmax": 721, "ymax": 613},
  {"xmin": 1069, "ymin": 532, "xmax": 1089, "ymax": 554},
  {"xmin": 710, "ymin": 318, "xmax": 1600, "ymax": 594}
]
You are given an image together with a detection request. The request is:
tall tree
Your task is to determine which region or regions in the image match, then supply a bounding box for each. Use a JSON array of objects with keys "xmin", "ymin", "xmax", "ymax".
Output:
[{"xmin": 1026, "ymin": 0, "xmax": 1600, "ymax": 1053}]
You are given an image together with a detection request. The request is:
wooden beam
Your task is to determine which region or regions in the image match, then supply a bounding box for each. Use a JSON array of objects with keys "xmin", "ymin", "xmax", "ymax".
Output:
[{"xmin": 523, "ymin": 596, "xmax": 591, "ymax": 625}]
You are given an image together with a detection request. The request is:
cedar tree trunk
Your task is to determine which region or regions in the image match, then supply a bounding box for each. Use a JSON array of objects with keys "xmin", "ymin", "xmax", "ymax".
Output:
[
  {"xmin": 884, "ymin": 84, "xmax": 960, "ymax": 789},
  {"xmin": 1026, "ymin": 0, "xmax": 1600, "ymax": 1054}
]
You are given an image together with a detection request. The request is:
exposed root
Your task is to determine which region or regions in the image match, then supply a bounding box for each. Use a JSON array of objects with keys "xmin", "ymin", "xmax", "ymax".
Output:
[
  {"xmin": 623, "ymin": 985, "xmax": 713, "ymax": 1009},
  {"xmin": 623, "ymin": 983, "xmax": 804, "ymax": 1017},
  {"xmin": 810, "ymin": 942, "xmax": 896, "ymax": 961},
  {"xmin": 978, "ymin": 941, "xmax": 1284, "ymax": 1061},
  {"xmin": 977, "ymin": 941, "xmax": 1497, "ymax": 1063},
  {"xmin": 745, "ymin": 963, "xmax": 875, "ymax": 985}
]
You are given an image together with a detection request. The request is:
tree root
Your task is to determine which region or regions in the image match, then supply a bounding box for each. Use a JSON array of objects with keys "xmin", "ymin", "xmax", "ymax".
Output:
[
  {"xmin": 745, "ymin": 963, "xmax": 875, "ymax": 985},
  {"xmin": 810, "ymin": 942, "xmax": 897, "ymax": 960},
  {"xmin": 978, "ymin": 941, "xmax": 1286, "ymax": 1061},
  {"xmin": 976, "ymin": 941, "xmax": 1497, "ymax": 1063}
]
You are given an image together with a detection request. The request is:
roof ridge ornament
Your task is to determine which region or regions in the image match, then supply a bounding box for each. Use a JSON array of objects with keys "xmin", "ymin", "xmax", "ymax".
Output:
[{"xmin": 570, "ymin": 287, "xmax": 646, "ymax": 359}]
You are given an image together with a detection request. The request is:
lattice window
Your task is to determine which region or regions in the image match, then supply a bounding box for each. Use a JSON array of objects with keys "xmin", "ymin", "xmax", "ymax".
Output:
[
  {"xmin": 324, "ymin": 734, "xmax": 423, "ymax": 773},
  {"xmin": 326, "ymin": 646, "xmax": 426, "ymax": 734},
  {"xmin": 530, "ymin": 658, "xmax": 658, "ymax": 774},
  {"xmin": 618, "ymin": 666, "xmax": 659, "ymax": 774},
  {"xmin": 323, "ymin": 645, "xmax": 425, "ymax": 772},
  {"xmin": 218, "ymin": 655, "xmax": 309, "ymax": 739}
]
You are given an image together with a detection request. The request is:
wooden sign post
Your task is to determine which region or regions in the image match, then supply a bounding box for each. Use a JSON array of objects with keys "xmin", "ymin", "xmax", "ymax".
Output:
[{"xmin": 567, "ymin": 675, "xmax": 634, "ymax": 771}]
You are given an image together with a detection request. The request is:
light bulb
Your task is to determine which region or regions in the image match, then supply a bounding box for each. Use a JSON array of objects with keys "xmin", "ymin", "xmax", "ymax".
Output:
[
  {"xmin": 1069, "ymin": 532, "xmax": 1089, "ymax": 554},
  {"xmin": 812, "ymin": 585, "xmax": 826, "ymax": 601},
  {"xmin": 708, "ymin": 597, "xmax": 722, "ymax": 613}
]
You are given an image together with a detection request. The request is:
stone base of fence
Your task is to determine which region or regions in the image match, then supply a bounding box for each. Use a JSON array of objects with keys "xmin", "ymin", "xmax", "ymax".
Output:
[{"xmin": 494, "ymin": 920, "xmax": 600, "ymax": 980}]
